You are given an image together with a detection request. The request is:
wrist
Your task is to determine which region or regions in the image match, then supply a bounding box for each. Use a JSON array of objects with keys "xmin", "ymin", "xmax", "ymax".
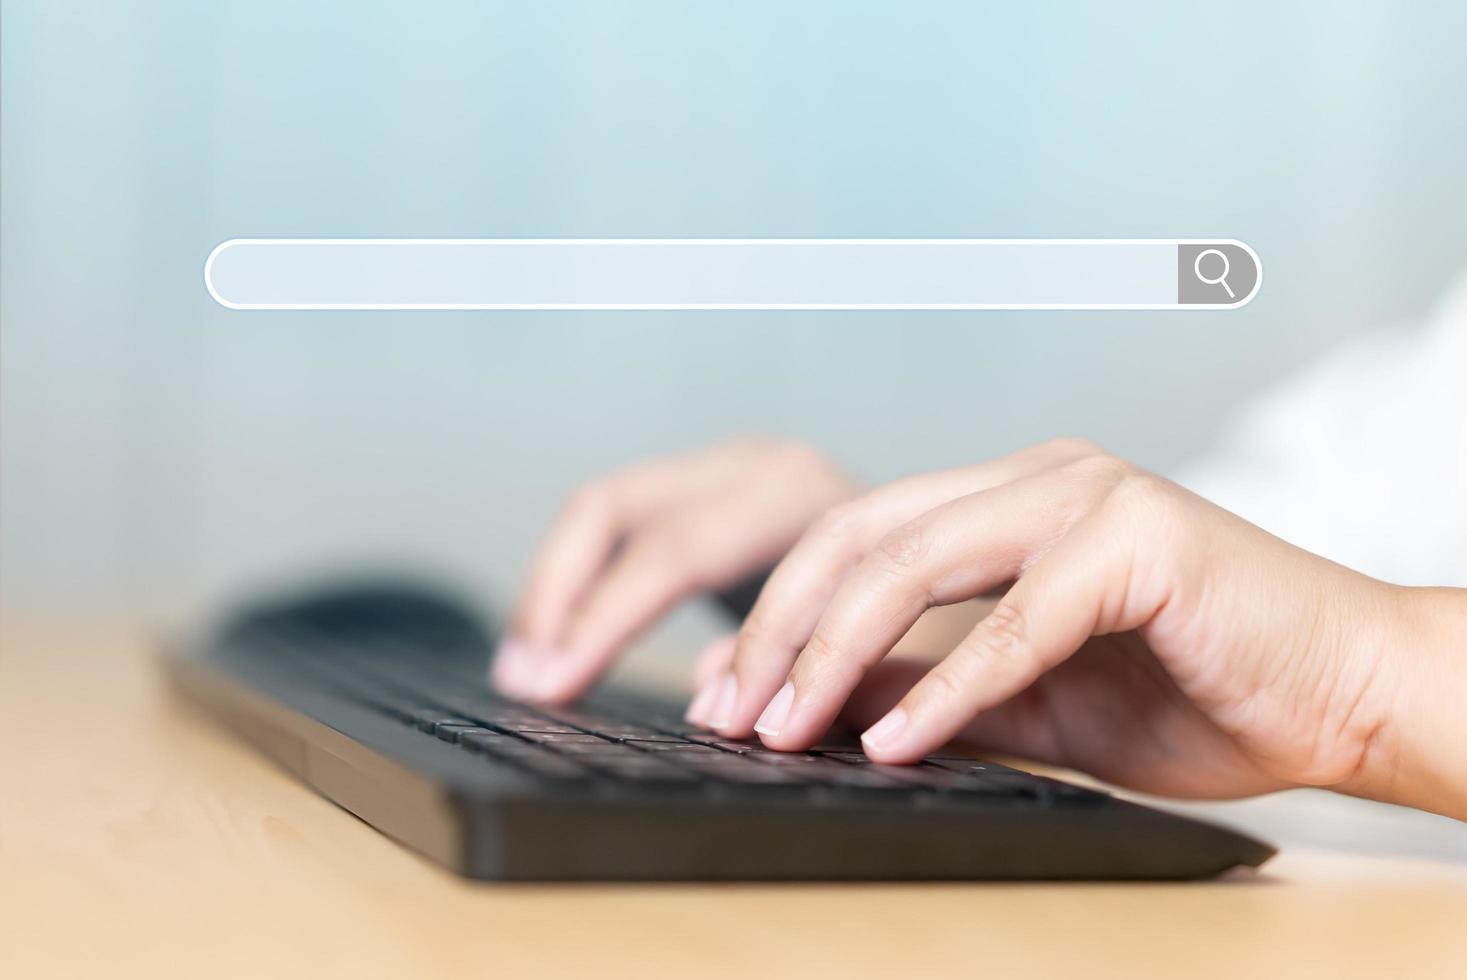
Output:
[{"xmin": 1346, "ymin": 586, "xmax": 1467, "ymax": 819}]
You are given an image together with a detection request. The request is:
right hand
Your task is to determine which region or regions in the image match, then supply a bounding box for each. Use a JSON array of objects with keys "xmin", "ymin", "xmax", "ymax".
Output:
[{"xmin": 493, "ymin": 438, "xmax": 857, "ymax": 702}]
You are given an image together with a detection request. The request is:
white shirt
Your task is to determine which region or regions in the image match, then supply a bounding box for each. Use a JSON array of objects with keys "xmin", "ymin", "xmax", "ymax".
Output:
[{"xmin": 1179, "ymin": 275, "xmax": 1467, "ymax": 588}]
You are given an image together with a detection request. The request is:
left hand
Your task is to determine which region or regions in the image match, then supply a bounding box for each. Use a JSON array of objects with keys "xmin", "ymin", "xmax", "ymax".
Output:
[{"xmin": 497, "ymin": 437, "xmax": 855, "ymax": 702}]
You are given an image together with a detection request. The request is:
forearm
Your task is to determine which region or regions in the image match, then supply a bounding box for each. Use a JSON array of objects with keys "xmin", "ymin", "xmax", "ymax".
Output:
[{"xmin": 1353, "ymin": 587, "xmax": 1467, "ymax": 820}]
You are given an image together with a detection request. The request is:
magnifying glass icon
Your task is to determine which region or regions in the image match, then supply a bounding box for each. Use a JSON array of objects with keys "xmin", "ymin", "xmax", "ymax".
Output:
[{"xmin": 1193, "ymin": 248, "xmax": 1235, "ymax": 299}]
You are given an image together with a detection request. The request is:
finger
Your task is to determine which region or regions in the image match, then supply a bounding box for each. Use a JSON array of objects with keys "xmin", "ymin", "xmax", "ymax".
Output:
[
  {"xmin": 693, "ymin": 634, "xmax": 738, "ymax": 689},
  {"xmin": 686, "ymin": 634, "xmax": 737, "ymax": 724},
  {"xmin": 749, "ymin": 459, "xmax": 1119, "ymax": 747},
  {"xmin": 530, "ymin": 480, "xmax": 805, "ymax": 702},
  {"xmin": 511, "ymin": 446, "xmax": 742, "ymax": 652},
  {"xmin": 859, "ymin": 504, "xmax": 1165, "ymax": 763},
  {"xmin": 512, "ymin": 479, "xmax": 679, "ymax": 652},
  {"xmin": 718, "ymin": 438, "xmax": 1103, "ymax": 736},
  {"xmin": 836, "ymin": 656, "xmax": 1064, "ymax": 765}
]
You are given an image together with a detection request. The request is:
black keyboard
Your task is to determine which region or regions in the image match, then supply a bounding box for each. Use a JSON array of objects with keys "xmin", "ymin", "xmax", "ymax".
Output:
[{"xmin": 167, "ymin": 580, "xmax": 1275, "ymax": 880}]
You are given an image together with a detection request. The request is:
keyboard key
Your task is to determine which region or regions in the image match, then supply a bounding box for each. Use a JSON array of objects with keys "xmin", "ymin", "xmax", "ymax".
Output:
[
  {"xmin": 923, "ymin": 756, "xmax": 1027, "ymax": 776},
  {"xmin": 742, "ymin": 754, "xmax": 908, "ymax": 788},
  {"xmin": 866, "ymin": 765, "xmax": 976, "ymax": 791},
  {"xmin": 548, "ymin": 744, "xmax": 625, "ymax": 757},
  {"xmin": 671, "ymin": 755, "xmax": 803, "ymax": 784},
  {"xmin": 621, "ymin": 716, "xmax": 699, "ymax": 736},
  {"xmin": 435, "ymin": 724, "xmax": 492, "ymax": 743},
  {"xmin": 915, "ymin": 771, "xmax": 1041, "ymax": 799},
  {"xmin": 504, "ymin": 721, "xmax": 589, "ymax": 734},
  {"xmin": 709, "ymin": 740, "xmax": 770, "ymax": 754},
  {"xmin": 461, "ymin": 736, "xmax": 589, "ymax": 779},
  {"xmin": 708, "ymin": 766, "xmax": 802, "ymax": 785},
  {"xmin": 670, "ymin": 751, "xmax": 752, "ymax": 767},
  {"xmin": 539, "ymin": 709, "xmax": 622, "ymax": 731},
  {"xmin": 949, "ymin": 771, "xmax": 1038, "ymax": 792},
  {"xmin": 747, "ymin": 753, "xmax": 833, "ymax": 766},
  {"xmin": 592, "ymin": 726, "xmax": 685, "ymax": 742},
  {"xmin": 748, "ymin": 753, "xmax": 852, "ymax": 770},
  {"xmin": 412, "ymin": 710, "xmax": 480, "ymax": 734},
  {"xmin": 819, "ymin": 768, "xmax": 912, "ymax": 790},
  {"xmin": 522, "ymin": 737, "xmax": 623, "ymax": 756},
  {"xmin": 584, "ymin": 757, "xmax": 701, "ymax": 783},
  {"xmin": 834, "ymin": 755, "xmax": 1041, "ymax": 801},
  {"xmin": 458, "ymin": 730, "xmax": 513, "ymax": 752},
  {"xmin": 808, "ymin": 739, "xmax": 864, "ymax": 752},
  {"xmin": 477, "ymin": 739, "xmax": 550, "ymax": 758},
  {"xmin": 622, "ymin": 740, "xmax": 725, "ymax": 754},
  {"xmin": 484, "ymin": 712, "xmax": 576, "ymax": 730},
  {"xmin": 518, "ymin": 732, "xmax": 610, "ymax": 746}
]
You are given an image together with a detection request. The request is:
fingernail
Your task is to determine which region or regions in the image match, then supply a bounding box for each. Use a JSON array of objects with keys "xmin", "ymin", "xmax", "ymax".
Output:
[
  {"xmin": 685, "ymin": 675, "xmax": 722, "ymax": 725},
  {"xmin": 708, "ymin": 673, "xmax": 738, "ymax": 729},
  {"xmin": 861, "ymin": 708, "xmax": 909, "ymax": 754},
  {"xmin": 754, "ymin": 680, "xmax": 795, "ymax": 738},
  {"xmin": 491, "ymin": 636, "xmax": 537, "ymax": 693},
  {"xmin": 526, "ymin": 648, "xmax": 577, "ymax": 701}
]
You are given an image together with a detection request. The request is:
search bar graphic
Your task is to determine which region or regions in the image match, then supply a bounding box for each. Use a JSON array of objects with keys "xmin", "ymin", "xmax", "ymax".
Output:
[{"xmin": 204, "ymin": 239, "xmax": 1261, "ymax": 311}]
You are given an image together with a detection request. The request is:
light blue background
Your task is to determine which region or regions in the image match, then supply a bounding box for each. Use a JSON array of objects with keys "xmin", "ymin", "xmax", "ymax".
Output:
[{"xmin": 5, "ymin": 1, "xmax": 1467, "ymax": 620}]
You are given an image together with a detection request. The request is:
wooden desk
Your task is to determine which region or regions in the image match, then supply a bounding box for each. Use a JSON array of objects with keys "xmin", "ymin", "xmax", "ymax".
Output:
[{"xmin": 4, "ymin": 620, "xmax": 1466, "ymax": 979}]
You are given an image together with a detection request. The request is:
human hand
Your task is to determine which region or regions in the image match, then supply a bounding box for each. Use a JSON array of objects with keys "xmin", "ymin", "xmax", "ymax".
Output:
[
  {"xmin": 689, "ymin": 438, "xmax": 1467, "ymax": 815},
  {"xmin": 494, "ymin": 438, "xmax": 856, "ymax": 702}
]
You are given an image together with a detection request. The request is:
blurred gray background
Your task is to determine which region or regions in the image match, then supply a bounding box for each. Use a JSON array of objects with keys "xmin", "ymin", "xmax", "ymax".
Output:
[{"xmin": 5, "ymin": 0, "xmax": 1467, "ymax": 620}]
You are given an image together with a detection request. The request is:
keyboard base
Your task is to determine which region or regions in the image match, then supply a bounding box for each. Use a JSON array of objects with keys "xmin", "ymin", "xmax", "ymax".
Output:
[{"xmin": 167, "ymin": 646, "xmax": 1276, "ymax": 881}]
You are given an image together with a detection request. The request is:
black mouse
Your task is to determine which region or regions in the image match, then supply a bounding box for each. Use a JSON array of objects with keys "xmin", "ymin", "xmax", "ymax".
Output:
[{"xmin": 219, "ymin": 575, "xmax": 495, "ymax": 665}]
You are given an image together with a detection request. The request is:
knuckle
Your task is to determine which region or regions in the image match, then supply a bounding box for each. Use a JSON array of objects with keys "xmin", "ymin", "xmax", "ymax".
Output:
[
  {"xmin": 800, "ymin": 630, "xmax": 840, "ymax": 667},
  {"xmin": 971, "ymin": 601, "xmax": 1029, "ymax": 664},
  {"xmin": 1103, "ymin": 473, "xmax": 1186, "ymax": 551},
  {"xmin": 735, "ymin": 613, "xmax": 775, "ymax": 653},
  {"xmin": 874, "ymin": 523, "xmax": 930, "ymax": 572},
  {"xmin": 1041, "ymin": 435, "xmax": 1104, "ymax": 459},
  {"xmin": 1108, "ymin": 468, "xmax": 1177, "ymax": 519},
  {"xmin": 1066, "ymin": 451, "xmax": 1133, "ymax": 487},
  {"xmin": 811, "ymin": 501, "xmax": 864, "ymax": 548},
  {"xmin": 918, "ymin": 661, "xmax": 970, "ymax": 707}
]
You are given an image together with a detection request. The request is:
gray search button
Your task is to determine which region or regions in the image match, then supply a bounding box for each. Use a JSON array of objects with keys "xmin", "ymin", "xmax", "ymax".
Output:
[{"xmin": 1178, "ymin": 243, "xmax": 1260, "ymax": 305}]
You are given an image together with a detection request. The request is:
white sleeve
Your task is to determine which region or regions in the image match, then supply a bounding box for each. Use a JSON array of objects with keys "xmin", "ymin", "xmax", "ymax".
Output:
[{"xmin": 1176, "ymin": 274, "xmax": 1467, "ymax": 587}]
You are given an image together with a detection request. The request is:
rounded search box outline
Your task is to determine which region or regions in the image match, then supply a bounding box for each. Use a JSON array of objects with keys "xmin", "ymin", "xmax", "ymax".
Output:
[{"xmin": 203, "ymin": 238, "xmax": 1263, "ymax": 311}]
